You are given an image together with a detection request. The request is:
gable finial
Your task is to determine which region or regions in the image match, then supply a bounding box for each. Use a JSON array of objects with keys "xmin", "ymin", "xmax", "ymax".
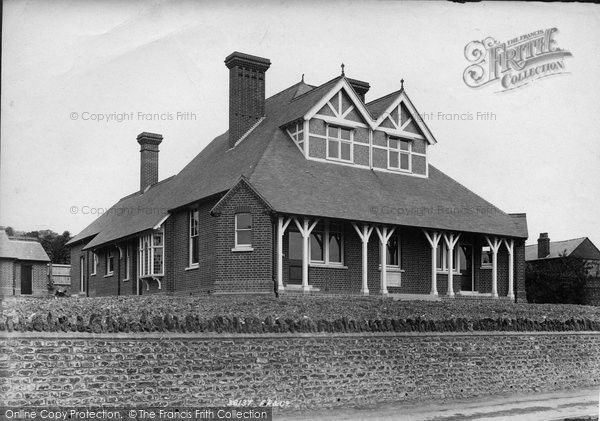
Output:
[
  {"xmin": 401, "ymin": 78, "xmax": 404, "ymax": 90},
  {"xmin": 341, "ymin": 63, "xmax": 345, "ymax": 76},
  {"xmin": 301, "ymin": 73, "xmax": 305, "ymax": 82}
]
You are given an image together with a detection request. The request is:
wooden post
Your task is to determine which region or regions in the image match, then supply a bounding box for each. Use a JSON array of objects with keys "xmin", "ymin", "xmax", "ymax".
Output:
[
  {"xmin": 277, "ymin": 216, "xmax": 292, "ymax": 292},
  {"xmin": 443, "ymin": 233, "xmax": 461, "ymax": 297},
  {"xmin": 352, "ymin": 223, "xmax": 374, "ymax": 295},
  {"xmin": 485, "ymin": 236, "xmax": 501, "ymax": 298},
  {"xmin": 294, "ymin": 217, "xmax": 319, "ymax": 292},
  {"xmin": 423, "ymin": 230, "xmax": 442, "ymax": 296},
  {"xmin": 376, "ymin": 226, "xmax": 396, "ymax": 295},
  {"xmin": 503, "ymin": 238, "xmax": 515, "ymax": 300}
]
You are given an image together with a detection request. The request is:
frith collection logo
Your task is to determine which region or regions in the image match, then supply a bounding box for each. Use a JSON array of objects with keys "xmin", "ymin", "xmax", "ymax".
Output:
[{"xmin": 463, "ymin": 28, "xmax": 572, "ymax": 92}]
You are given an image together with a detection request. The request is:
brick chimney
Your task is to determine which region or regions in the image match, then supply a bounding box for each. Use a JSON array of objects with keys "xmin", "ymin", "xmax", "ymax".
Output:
[
  {"xmin": 225, "ymin": 52, "xmax": 271, "ymax": 148},
  {"xmin": 537, "ymin": 232, "xmax": 550, "ymax": 258},
  {"xmin": 137, "ymin": 132, "xmax": 163, "ymax": 192},
  {"xmin": 347, "ymin": 78, "xmax": 370, "ymax": 102}
]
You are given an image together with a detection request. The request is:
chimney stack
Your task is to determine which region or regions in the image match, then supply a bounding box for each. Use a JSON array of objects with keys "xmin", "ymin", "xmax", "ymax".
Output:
[
  {"xmin": 347, "ymin": 78, "xmax": 370, "ymax": 102},
  {"xmin": 537, "ymin": 232, "xmax": 550, "ymax": 258},
  {"xmin": 137, "ymin": 132, "xmax": 163, "ymax": 192},
  {"xmin": 225, "ymin": 52, "xmax": 271, "ymax": 148}
]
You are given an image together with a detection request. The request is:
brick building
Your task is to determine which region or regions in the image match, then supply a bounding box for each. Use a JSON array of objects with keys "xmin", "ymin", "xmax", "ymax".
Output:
[
  {"xmin": 0, "ymin": 229, "xmax": 50, "ymax": 297},
  {"xmin": 67, "ymin": 52, "xmax": 528, "ymax": 300}
]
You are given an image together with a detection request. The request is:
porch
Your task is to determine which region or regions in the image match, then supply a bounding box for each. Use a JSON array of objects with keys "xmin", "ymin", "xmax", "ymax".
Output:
[{"xmin": 275, "ymin": 216, "xmax": 517, "ymax": 299}]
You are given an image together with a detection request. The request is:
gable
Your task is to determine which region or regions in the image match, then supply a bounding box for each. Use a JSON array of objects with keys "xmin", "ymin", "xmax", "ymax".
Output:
[
  {"xmin": 572, "ymin": 238, "xmax": 600, "ymax": 260},
  {"xmin": 306, "ymin": 79, "xmax": 372, "ymax": 127},
  {"xmin": 313, "ymin": 86, "xmax": 369, "ymax": 126},
  {"xmin": 374, "ymin": 96, "xmax": 428, "ymax": 140}
]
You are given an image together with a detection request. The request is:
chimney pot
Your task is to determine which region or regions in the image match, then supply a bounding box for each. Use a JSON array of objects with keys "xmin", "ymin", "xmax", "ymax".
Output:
[
  {"xmin": 225, "ymin": 52, "xmax": 271, "ymax": 148},
  {"xmin": 537, "ymin": 232, "xmax": 550, "ymax": 259},
  {"xmin": 347, "ymin": 78, "xmax": 370, "ymax": 102},
  {"xmin": 137, "ymin": 132, "xmax": 163, "ymax": 192}
]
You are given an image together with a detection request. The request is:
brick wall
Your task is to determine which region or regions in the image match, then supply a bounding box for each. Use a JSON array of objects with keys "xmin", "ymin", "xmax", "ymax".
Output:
[
  {"xmin": 87, "ymin": 246, "xmax": 119, "ymax": 297},
  {"xmin": 1, "ymin": 332, "xmax": 599, "ymax": 409},
  {"xmin": 0, "ymin": 260, "xmax": 15, "ymax": 297},
  {"xmin": 515, "ymin": 240, "xmax": 526, "ymax": 302},
  {"xmin": 214, "ymin": 182, "xmax": 273, "ymax": 293},
  {"xmin": 280, "ymin": 224, "xmax": 519, "ymax": 298},
  {"xmin": 167, "ymin": 199, "xmax": 218, "ymax": 295},
  {"xmin": 1, "ymin": 261, "xmax": 48, "ymax": 297}
]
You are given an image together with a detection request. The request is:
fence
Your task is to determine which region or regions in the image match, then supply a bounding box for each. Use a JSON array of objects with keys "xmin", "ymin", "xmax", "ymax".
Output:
[{"xmin": 48, "ymin": 264, "xmax": 71, "ymax": 293}]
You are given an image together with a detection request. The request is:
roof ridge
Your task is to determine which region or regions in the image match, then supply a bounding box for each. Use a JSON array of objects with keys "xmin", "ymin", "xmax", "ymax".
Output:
[
  {"xmin": 366, "ymin": 89, "xmax": 402, "ymax": 106},
  {"xmin": 267, "ymin": 80, "xmax": 308, "ymax": 102},
  {"xmin": 291, "ymin": 75, "xmax": 342, "ymax": 102},
  {"xmin": 550, "ymin": 237, "xmax": 587, "ymax": 244}
]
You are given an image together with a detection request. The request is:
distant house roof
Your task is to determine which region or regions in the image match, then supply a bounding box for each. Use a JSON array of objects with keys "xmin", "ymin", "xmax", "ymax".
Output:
[
  {"xmin": 69, "ymin": 76, "xmax": 528, "ymax": 251},
  {"xmin": 0, "ymin": 230, "xmax": 50, "ymax": 262},
  {"xmin": 525, "ymin": 237, "xmax": 600, "ymax": 261}
]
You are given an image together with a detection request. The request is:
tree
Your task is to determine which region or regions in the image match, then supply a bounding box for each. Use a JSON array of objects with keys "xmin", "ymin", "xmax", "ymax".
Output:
[
  {"xmin": 5, "ymin": 226, "xmax": 15, "ymax": 236},
  {"xmin": 23, "ymin": 229, "xmax": 72, "ymax": 264},
  {"xmin": 526, "ymin": 252, "xmax": 592, "ymax": 304}
]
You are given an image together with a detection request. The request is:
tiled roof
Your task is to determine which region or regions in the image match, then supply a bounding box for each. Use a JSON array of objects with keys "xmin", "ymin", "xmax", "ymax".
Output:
[
  {"xmin": 525, "ymin": 237, "xmax": 598, "ymax": 261},
  {"xmin": 366, "ymin": 90, "xmax": 402, "ymax": 119},
  {"xmin": 71, "ymin": 76, "xmax": 528, "ymax": 250},
  {"xmin": 0, "ymin": 230, "xmax": 50, "ymax": 262}
]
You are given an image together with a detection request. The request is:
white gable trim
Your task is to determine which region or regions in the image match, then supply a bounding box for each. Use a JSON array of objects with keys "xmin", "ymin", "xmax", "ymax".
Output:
[
  {"xmin": 374, "ymin": 91, "xmax": 437, "ymax": 145},
  {"xmin": 305, "ymin": 79, "xmax": 375, "ymax": 129}
]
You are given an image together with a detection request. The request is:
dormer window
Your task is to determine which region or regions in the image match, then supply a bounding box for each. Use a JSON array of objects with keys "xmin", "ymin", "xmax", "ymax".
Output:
[
  {"xmin": 327, "ymin": 125, "xmax": 353, "ymax": 162},
  {"xmin": 388, "ymin": 137, "xmax": 411, "ymax": 172},
  {"xmin": 287, "ymin": 122, "xmax": 304, "ymax": 151}
]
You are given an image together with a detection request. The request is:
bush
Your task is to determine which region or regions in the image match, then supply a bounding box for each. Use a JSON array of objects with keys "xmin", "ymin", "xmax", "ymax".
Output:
[
  {"xmin": 526, "ymin": 255, "xmax": 591, "ymax": 304},
  {"xmin": 1, "ymin": 295, "xmax": 599, "ymax": 334}
]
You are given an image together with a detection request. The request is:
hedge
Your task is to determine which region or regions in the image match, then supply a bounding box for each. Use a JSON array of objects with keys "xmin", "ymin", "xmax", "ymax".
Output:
[{"xmin": 1, "ymin": 295, "xmax": 600, "ymax": 334}]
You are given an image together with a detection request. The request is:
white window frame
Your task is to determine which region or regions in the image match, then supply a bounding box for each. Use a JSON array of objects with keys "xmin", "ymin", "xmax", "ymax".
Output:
[
  {"xmin": 326, "ymin": 125, "xmax": 353, "ymax": 163},
  {"xmin": 189, "ymin": 209, "xmax": 200, "ymax": 267},
  {"xmin": 481, "ymin": 245, "xmax": 493, "ymax": 269},
  {"xmin": 124, "ymin": 246, "xmax": 131, "ymax": 281},
  {"xmin": 309, "ymin": 222, "xmax": 344, "ymax": 266},
  {"xmin": 436, "ymin": 244, "xmax": 460, "ymax": 274},
  {"xmin": 106, "ymin": 249, "xmax": 115, "ymax": 276},
  {"xmin": 286, "ymin": 122, "xmax": 305, "ymax": 151},
  {"xmin": 379, "ymin": 232, "xmax": 401, "ymax": 269},
  {"xmin": 387, "ymin": 136, "xmax": 412, "ymax": 173},
  {"xmin": 233, "ymin": 212, "xmax": 253, "ymax": 251},
  {"xmin": 139, "ymin": 227, "xmax": 164, "ymax": 277},
  {"xmin": 79, "ymin": 256, "xmax": 85, "ymax": 292},
  {"xmin": 91, "ymin": 253, "xmax": 97, "ymax": 276}
]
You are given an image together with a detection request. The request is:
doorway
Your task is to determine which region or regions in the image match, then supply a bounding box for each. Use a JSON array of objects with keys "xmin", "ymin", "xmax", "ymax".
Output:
[
  {"xmin": 288, "ymin": 231, "xmax": 303, "ymax": 285},
  {"xmin": 460, "ymin": 245, "xmax": 474, "ymax": 292},
  {"xmin": 20, "ymin": 265, "xmax": 33, "ymax": 295}
]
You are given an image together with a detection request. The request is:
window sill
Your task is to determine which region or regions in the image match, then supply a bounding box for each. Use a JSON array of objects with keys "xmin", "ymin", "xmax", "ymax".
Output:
[
  {"xmin": 91, "ymin": 273, "xmax": 96, "ymax": 277},
  {"xmin": 378, "ymin": 265, "xmax": 404, "ymax": 272},
  {"xmin": 459, "ymin": 291, "xmax": 492, "ymax": 297},
  {"xmin": 123, "ymin": 279, "xmax": 130, "ymax": 282},
  {"xmin": 309, "ymin": 263, "xmax": 348, "ymax": 269},
  {"xmin": 387, "ymin": 167, "xmax": 412, "ymax": 174},
  {"xmin": 231, "ymin": 246, "xmax": 254, "ymax": 252},
  {"xmin": 139, "ymin": 274, "xmax": 164, "ymax": 279},
  {"xmin": 436, "ymin": 270, "xmax": 461, "ymax": 275},
  {"xmin": 480, "ymin": 266, "xmax": 493, "ymax": 270},
  {"xmin": 185, "ymin": 265, "xmax": 199, "ymax": 271},
  {"xmin": 104, "ymin": 274, "xmax": 113, "ymax": 278},
  {"xmin": 326, "ymin": 157, "xmax": 353, "ymax": 164},
  {"xmin": 284, "ymin": 284, "xmax": 321, "ymax": 292}
]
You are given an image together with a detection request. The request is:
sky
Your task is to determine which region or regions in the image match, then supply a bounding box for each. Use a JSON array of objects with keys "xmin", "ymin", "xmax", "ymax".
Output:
[{"xmin": 1, "ymin": 0, "xmax": 599, "ymax": 248}]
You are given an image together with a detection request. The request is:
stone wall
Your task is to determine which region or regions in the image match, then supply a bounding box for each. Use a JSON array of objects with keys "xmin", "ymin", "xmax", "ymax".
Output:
[{"xmin": 1, "ymin": 332, "xmax": 599, "ymax": 410}]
